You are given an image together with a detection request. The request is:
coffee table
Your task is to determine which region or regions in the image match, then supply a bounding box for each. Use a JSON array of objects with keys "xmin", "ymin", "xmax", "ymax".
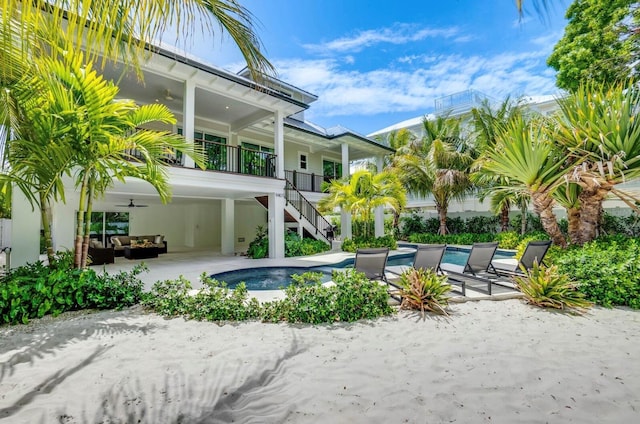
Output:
[{"xmin": 123, "ymin": 246, "xmax": 158, "ymax": 260}]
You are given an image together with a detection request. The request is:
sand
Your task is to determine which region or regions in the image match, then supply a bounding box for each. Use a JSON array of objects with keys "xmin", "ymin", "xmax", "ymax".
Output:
[{"xmin": 1, "ymin": 300, "xmax": 638, "ymax": 423}]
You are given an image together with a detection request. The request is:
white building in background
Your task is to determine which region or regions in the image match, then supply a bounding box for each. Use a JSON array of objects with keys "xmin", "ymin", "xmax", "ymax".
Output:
[
  {"xmin": 11, "ymin": 44, "xmax": 393, "ymax": 267},
  {"xmin": 367, "ymin": 90, "xmax": 638, "ymax": 219}
]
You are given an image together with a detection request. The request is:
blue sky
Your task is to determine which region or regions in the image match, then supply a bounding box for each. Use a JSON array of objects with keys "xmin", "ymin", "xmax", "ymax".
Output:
[{"xmin": 177, "ymin": 0, "xmax": 569, "ymax": 136}]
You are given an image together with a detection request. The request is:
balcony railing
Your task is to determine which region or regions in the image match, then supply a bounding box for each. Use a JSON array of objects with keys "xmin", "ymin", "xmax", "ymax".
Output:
[
  {"xmin": 196, "ymin": 140, "xmax": 276, "ymax": 177},
  {"xmin": 284, "ymin": 170, "xmax": 333, "ymax": 193},
  {"xmin": 125, "ymin": 139, "xmax": 277, "ymax": 178}
]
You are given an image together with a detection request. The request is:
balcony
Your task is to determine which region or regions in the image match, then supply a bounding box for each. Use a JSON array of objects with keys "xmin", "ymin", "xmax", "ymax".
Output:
[
  {"xmin": 284, "ymin": 170, "xmax": 337, "ymax": 193},
  {"xmin": 127, "ymin": 138, "xmax": 277, "ymax": 178}
]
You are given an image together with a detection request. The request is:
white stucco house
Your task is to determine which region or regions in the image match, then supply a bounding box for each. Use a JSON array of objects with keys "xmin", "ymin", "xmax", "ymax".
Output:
[
  {"xmin": 10, "ymin": 43, "xmax": 394, "ymax": 267},
  {"xmin": 366, "ymin": 89, "xmax": 638, "ymax": 219}
]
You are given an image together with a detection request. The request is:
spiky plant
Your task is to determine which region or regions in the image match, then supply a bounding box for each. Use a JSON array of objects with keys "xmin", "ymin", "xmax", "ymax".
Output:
[
  {"xmin": 394, "ymin": 268, "xmax": 451, "ymax": 317},
  {"xmin": 514, "ymin": 262, "xmax": 592, "ymax": 314}
]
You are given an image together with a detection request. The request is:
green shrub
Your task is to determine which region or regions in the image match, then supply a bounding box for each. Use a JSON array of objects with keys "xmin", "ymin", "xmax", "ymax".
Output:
[
  {"xmin": 247, "ymin": 225, "xmax": 268, "ymax": 259},
  {"xmin": 332, "ymin": 269, "xmax": 394, "ymax": 321},
  {"xmin": 84, "ymin": 265, "xmax": 145, "ymax": 309},
  {"xmin": 464, "ymin": 216, "xmax": 498, "ymax": 234},
  {"xmin": 340, "ymin": 235, "xmax": 397, "ymax": 252},
  {"xmin": 142, "ymin": 276, "xmax": 193, "ymax": 317},
  {"xmin": 188, "ymin": 277, "xmax": 261, "ymax": 321},
  {"xmin": 446, "ymin": 217, "xmax": 465, "ymax": 234},
  {"xmin": 554, "ymin": 238, "xmax": 640, "ymax": 308},
  {"xmin": 285, "ymin": 232, "xmax": 330, "ymax": 257},
  {"xmin": 400, "ymin": 212, "xmax": 428, "ymax": 238},
  {"xmin": 261, "ymin": 269, "xmax": 393, "ymax": 324},
  {"xmin": 248, "ymin": 227, "xmax": 330, "ymax": 259},
  {"xmin": 514, "ymin": 263, "xmax": 592, "ymax": 313},
  {"xmin": 1, "ymin": 252, "xmax": 145, "ymax": 325},
  {"xmin": 494, "ymin": 231, "xmax": 521, "ymax": 249},
  {"xmin": 510, "ymin": 213, "xmax": 544, "ymax": 233},
  {"xmin": 408, "ymin": 232, "xmax": 494, "ymax": 245},
  {"xmin": 143, "ymin": 274, "xmax": 261, "ymax": 321}
]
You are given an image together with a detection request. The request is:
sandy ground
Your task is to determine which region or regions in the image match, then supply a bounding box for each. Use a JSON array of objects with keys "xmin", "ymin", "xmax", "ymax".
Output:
[{"xmin": 1, "ymin": 300, "xmax": 639, "ymax": 424}]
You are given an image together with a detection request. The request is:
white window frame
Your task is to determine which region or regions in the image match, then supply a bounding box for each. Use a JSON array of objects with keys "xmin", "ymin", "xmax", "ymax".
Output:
[{"xmin": 298, "ymin": 152, "xmax": 308, "ymax": 171}]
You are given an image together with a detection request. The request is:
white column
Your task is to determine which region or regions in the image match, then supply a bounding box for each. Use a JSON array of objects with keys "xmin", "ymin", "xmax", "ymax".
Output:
[
  {"xmin": 274, "ymin": 110, "xmax": 285, "ymax": 179},
  {"xmin": 221, "ymin": 199, "xmax": 235, "ymax": 255},
  {"xmin": 10, "ymin": 188, "xmax": 40, "ymax": 267},
  {"xmin": 268, "ymin": 192, "xmax": 285, "ymax": 258},
  {"xmin": 374, "ymin": 155, "xmax": 385, "ymax": 238},
  {"xmin": 298, "ymin": 222, "xmax": 304, "ymax": 238},
  {"xmin": 183, "ymin": 79, "xmax": 196, "ymax": 168},
  {"xmin": 340, "ymin": 143, "xmax": 352, "ymax": 240}
]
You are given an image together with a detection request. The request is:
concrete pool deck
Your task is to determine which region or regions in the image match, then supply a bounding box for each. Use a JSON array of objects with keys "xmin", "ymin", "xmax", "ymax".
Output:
[{"xmin": 90, "ymin": 246, "xmax": 521, "ymax": 303}]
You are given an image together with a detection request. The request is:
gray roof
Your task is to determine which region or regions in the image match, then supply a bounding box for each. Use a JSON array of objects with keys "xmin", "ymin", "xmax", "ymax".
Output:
[{"xmin": 285, "ymin": 118, "xmax": 395, "ymax": 153}]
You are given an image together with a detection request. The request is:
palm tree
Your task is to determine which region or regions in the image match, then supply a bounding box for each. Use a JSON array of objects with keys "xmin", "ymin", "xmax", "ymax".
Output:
[
  {"xmin": 554, "ymin": 82, "xmax": 640, "ymax": 244},
  {"xmin": 1, "ymin": 0, "xmax": 274, "ymax": 81},
  {"xmin": 471, "ymin": 98, "xmax": 525, "ymax": 232},
  {"xmin": 4, "ymin": 50, "xmax": 204, "ymax": 268},
  {"xmin": 394, "ymin": 116, "xmax": 474, "ymax": 235},
  {"xmin": 482, "ymin": 115, "xmax": 568, "ymax": 247},
  {"xmin": 1, "ymin": 1, "xmax": 269, "ymax": 265},
  {"xmin": 318, "ymin": 170, "xmax": 406, "ymax": 239}
]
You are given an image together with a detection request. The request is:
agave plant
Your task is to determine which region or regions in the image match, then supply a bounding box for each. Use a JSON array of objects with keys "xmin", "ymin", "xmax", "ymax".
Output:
[
  {"xmin": 514, "ymin": 262, "xmax": 592, "ymax": 314},
  {"xmin": 394, "ymin": 268, "xmax": 451, "ymax": 317}
]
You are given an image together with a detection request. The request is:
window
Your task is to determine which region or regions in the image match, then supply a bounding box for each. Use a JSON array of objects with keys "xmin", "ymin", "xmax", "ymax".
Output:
[
  {"xmin": 323, "ymin": 159, "xmax": 342, "ymax": 181},
  {"xmin": 241, "ymin": 142, "xmax": 275, "ymax": 176},
  {"xmin": 178, "ymin": 128, "xmax": 227, "ymax": 170},
  {"xmin": 299, "ymin": 153, "xmax": 307, "ymax": 170},
  {"xmin": 90, "ymin": 212, "xmax": 129, "ymax": 246}
]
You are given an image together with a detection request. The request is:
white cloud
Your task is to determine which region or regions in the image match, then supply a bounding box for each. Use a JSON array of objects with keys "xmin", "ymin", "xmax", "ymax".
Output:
[
  {"xmin": 303, "ymin": 23, "xmax": 460, "ymax": 54},
  {"xmin": 343, "ymin": 55, "xmax": 355, "ymax": 65},
  {"xmin": 274, "ymin": 45, "xmax": 559, "ymax": 123}
]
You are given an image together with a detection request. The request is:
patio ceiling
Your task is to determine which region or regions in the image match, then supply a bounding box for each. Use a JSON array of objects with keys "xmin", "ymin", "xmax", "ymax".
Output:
[{"xmin": 99, "ymin": 57, "xmax": 304, "ymax": 134}]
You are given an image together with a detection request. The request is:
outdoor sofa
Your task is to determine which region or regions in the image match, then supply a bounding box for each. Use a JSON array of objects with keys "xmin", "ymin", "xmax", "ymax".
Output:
[{"xmin": 110, "ymin": 235, "xmax": 168, "ymax": 257}]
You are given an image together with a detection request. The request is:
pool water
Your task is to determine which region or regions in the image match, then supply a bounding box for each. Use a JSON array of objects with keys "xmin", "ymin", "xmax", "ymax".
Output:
[{"xmin": 210, "ymin": 248, "xmax": 514, "ymax": 291}]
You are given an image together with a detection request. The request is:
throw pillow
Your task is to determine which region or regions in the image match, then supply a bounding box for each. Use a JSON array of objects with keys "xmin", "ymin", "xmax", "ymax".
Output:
[
  {"xmin": 90, "ymin": 240, "xmax": 99, "ymax": 248},
  {"xmin": 112, "ymin": 237, "xmax": 122, "ymax": 247},
  {"xmin": 154, "ymin": 235, "xmax": 164, "ymax": 244},
  {"xmin": 95, "ymin": 241, "xmax": 104, "ymax": 249}
]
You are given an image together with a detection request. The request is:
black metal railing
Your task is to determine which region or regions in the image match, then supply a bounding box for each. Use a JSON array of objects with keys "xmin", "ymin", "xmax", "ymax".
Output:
[
  {"xmin": 125, "ymin": 140, "xmax": 277, "ymax": 178},
  {"xmin": 196, "ymin": 140, "xmax": 276, "ymax": 177},
  {"xmin": 285, "ymin": 170, "xmax": 334, "ymax": 192},
  {"xmin": 284, "ymin": 178, "xmax": 333, "ymax": 243}
]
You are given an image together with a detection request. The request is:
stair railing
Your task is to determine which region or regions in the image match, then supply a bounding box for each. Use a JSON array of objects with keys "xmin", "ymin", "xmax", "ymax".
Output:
[{"xmin": 284, "ymin": 178, "xmax": 333, "ymax": 243}]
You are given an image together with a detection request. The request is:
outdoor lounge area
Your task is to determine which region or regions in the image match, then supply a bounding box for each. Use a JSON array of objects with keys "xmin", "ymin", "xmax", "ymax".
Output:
[{"xmin": 91, "ymin": 245, "xmax": 521, "ymax": 302}]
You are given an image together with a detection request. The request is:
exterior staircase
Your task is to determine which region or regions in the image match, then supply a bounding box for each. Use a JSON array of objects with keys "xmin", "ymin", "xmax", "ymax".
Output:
[{"xmin": 255, "ymin": 179, "xmax": 333, "ymax": 244}]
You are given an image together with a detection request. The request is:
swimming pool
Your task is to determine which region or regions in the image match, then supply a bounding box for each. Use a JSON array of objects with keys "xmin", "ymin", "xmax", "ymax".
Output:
[{"xmin": 210, "ymin": 247, "xmax": 514, "ymax": 291}]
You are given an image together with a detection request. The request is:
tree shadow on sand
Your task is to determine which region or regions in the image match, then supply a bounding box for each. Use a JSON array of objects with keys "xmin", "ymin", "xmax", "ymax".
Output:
[
  {"xmin": 0, "ymin": 345, "xmax": 110, "ymax": 420},
  {"xmin": 56, "ymin": 335, "xmax": 307, "ymax": 424},
  {"xmin": 0, "ymin": 308, "xmax": 161, "ymax": 383}
]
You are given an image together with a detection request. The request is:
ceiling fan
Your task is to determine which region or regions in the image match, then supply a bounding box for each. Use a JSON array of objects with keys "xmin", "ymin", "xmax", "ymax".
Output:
[
  {"xmin": 162, "ymin": 89, "xmax": 174, "ymax": 101},
  {"xmin": 116, "ymin": 199, "xmax": 148, "ymax": 208}
]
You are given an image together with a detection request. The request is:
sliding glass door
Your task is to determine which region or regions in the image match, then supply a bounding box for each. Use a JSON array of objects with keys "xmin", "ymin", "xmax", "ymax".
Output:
[{"xmin": 90, "ymin": 212, "xmax": 130, "ymax": 245}]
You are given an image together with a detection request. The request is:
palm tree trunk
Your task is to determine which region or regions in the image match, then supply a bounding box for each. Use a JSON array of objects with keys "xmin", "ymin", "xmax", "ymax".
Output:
[
  {"xmin": 81, "ymin": 183, "xmax": 94, "ymax": 268},
  {"xmin": 575, "ymin": 184, "xmax": 611, "ymax": 245},
  {"xmin": 392, "ymin": 210, "xmax": 400, "ymax": 239},
  {"xmin": 520, "ymin": 204, "xmax": 527, "ymax": 235},
  {"xmin": 566, "ymin": 207, "xmax": 581, "ymax": 245},
  {"xmin": 531, "ymin": 191, "xmax": 566, "ymax": 248},
  {"xmin": 437, "ymin": 205, "xmax": 448, "ymax": 235},
  {"xmin": 74, "ymin": 174, "xmax": 89, "ymax": 268},
  {"xmin": 500, "ymin": 204, "xmax": 510, "ymax": 232},
  {"xmin": 39, "ymin": 192, "xmax": 55, "ymax": 265}
]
